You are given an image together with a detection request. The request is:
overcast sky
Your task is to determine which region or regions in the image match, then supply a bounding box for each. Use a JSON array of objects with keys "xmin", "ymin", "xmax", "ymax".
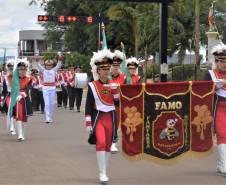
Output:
[{"xmin": 0, "ymin": 0, "xmax": 44, "ymax": 56}]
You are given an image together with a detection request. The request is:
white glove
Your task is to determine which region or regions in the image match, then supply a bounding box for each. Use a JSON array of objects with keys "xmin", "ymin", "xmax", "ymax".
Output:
[
  {"xmin": 86, "ymin": 126, "xmax": 93, "ymax": 134},
  {"xmin": 16, "ymin": 95, "xmax": 22, "ymax": 102}
]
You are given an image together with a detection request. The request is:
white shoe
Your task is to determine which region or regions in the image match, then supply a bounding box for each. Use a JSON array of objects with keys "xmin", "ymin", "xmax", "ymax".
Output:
[
  {"xmin": 99, "ymin": 173, "xmax": 109, "ymax": 183},
  {"xmin": 10, "ymin": 130, "xmax": 16, "ymax": 135},
  {"xmin": 110, "ymin": 143, "xmax": 118, "ymax": 153}
]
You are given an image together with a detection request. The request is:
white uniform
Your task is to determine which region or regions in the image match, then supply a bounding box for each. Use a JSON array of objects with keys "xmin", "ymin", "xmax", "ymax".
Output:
[{"xmin": 36, "ymin": 62, "xmax": 61, "ymax": 122}]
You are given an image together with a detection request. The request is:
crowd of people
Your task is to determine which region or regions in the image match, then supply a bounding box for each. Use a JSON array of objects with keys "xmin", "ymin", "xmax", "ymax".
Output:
[{"xmin": 0, "ymin": 43, "xmax": 226, "ymax": 183}]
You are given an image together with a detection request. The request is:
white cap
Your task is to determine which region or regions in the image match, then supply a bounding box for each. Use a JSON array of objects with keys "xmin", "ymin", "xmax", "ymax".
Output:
[
  {"xmin": 17, "ymin": 58, "xmax": 29, "ymax": 67},
  {"xmin": 126, "ymin": 57, "xmax": 139, "ymax": 67},
  {"xmin": 90, "ymin": 49, "xmax": 114, "ymax": 80}
]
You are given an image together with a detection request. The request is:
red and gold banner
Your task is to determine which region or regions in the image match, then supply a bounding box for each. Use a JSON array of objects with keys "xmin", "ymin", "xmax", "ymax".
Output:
[
  {"xmin": 190, "ymin": 81, "xmax": 214, "ymax": 153},
  {"xmin": 120, "ymin": 84, "xmax": 143, "ymax": 157},
  {"xmin": 120, "ymin": 81, "xmax": 214, "ymax": 164}
]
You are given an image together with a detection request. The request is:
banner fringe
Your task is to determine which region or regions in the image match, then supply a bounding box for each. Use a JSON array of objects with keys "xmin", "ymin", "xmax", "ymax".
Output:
[{"xmin": 122, "ymin": 151, "xmax": 191, "ymax": 166}]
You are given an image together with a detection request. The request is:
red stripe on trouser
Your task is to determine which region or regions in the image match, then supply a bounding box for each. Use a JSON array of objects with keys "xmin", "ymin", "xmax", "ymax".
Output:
[
  {"xmin": 95, "ymin": 112, "xmax": 113, "ymax": 152},
  {"xmin": 215, "ymin": 101, "xmax": 226, "ymax": 144}
]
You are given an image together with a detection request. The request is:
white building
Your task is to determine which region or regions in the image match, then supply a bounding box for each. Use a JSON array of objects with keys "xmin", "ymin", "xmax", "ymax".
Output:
[{"xmin": 18, "ymin": 30, "xmax": 47, "ymax": 57}]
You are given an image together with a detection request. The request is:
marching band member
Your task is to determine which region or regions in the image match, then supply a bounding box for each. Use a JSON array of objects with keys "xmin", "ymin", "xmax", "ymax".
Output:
[
  {"xmin": 1, "ymin": 60, "xmax": 15, "ymax": 134},
  {"xmin": 13, "ymin": 59, "xmax": 33, "ymax": 141},
  {"xmin": 126, "ymin": 57, "xmax": 141, "ymax": 84},
  {"xmin": 56, "ymin": 68, "xmax": 64, "ymax": 107},
  {"xmin": 0, "ymin": 68, "xmax": 4, "ymax": 112},
  {"xmin": 206, "ymin": 42, "xmax": 226, "ymax": 174},
  {"xmin": 31, "ymin": 69, "xmax": 44, "ymax": 113},
  {"xmin": 85, "ymin": 49, "xmax": 118, "ymax": 183},
  {"xmin": 66, "ymin": 65, "xmax": 76, "ymax": 110},
  {"xmin": 61, "ymin": 65, "xmax": 68, "ymax": 109},
  {"xmin": 36, "ymin": 54, "xmax": 63, "ymax": 123},
  {"xmin": 74, "ymin": 65, "xmax": 83, "ymax": 112},
  {"xmin": 109, "ymin": 50, "xmax": 126, "ymax": 153}
]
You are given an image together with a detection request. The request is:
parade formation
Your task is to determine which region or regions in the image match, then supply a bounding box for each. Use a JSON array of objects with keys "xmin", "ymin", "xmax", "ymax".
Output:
[{"xmin": 1, "ymin": 0, "xmax": 226, "ymax": 185}]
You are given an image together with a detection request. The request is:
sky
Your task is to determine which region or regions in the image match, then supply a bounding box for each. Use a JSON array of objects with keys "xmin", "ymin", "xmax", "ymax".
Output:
[
  {"xmin": 0, "ymin": 0, "xmax": 207, "ymax": 62},
  {"xmin": 0, "ymin": 0, "xmax": 44, "ymax": 57}
]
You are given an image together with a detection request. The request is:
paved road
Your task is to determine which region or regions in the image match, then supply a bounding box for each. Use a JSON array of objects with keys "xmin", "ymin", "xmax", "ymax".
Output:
[{"xmin": 0, "ymin": 98, "xmax": 225, "ymax": 185}]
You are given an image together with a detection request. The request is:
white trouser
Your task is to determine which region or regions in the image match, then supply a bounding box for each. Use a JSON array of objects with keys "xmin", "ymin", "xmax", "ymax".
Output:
[
  {"xmin": 217, "ymin": 144, "xmax": 226, "ymax": 173},
  {"xmin": 42, "ymin": 88, "xmax": 56, "ymax": 121}
]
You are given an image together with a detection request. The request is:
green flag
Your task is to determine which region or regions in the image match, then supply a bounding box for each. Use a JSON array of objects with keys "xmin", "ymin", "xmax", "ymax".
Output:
[
  {"xmin": 8, "ymin": 60, "xmax": 20, "ymax": 115},
  {"xmin": 101, "ymin": 23, "xmax": 108, "ymax": 50},
  {"xmin": 120, "ymin": 42, "xmax": 131, "ymax": 84}
]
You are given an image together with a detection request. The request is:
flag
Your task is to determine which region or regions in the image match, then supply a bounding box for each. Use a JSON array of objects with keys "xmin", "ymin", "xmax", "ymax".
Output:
[
  {"xmin": 8, "ymin": 60, "xmax": 20, "ymax": 116},
  {"xmin": 120, "ymin": 42, "xmax": 131, "ymax": 84},
  {"xmin": 101, "ymin": 23, "xmax": 108, "ymax": 50}
]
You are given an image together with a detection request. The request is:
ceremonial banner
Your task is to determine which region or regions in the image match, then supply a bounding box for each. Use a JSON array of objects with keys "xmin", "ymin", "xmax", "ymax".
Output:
[
  {"xmin": 120, "ymin": 81, "xmax": 214, "ymax": 164},
  {"xmin": 190, "ymin": 81, "xmax": 214, "ymax": 153},
  {"xmin": 120, "ymin": 84, "xmax": 144, "ymax": 157}
]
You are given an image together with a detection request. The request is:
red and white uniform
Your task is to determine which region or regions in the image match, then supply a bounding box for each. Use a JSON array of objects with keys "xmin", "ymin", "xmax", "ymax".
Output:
[
  {"xmin": 12, "ymin": 76, "xmax": 32, "ymax": 122},
  {"xmin": 208, "ymin": 69, "xmax": 226, "ymax": 173},
  {"xmin": 0, "ymin": 71, "xmax": 4, "ymax": 106},
  {"xmin": 66, "ymin": 71, "xmax": 75, "ymax": 87},
  {"xmin": 36, "ymin": 61, "xmax": 61, "ymax": 122},
  {"xmin": 209, "ymin": 69, "xmax": 226, "ymax": 144},
  {"xmin": 109, "ymin": 73, "xmax": 126, "ymax": 128},
  {"xmin": 131, "ymin": 74, "xmax": 141, "ymax": 84},
  {"xmin": 109, "ymin": 73, "xmax": 126, "ymax": 85},
  {"xmin": 85, "ymin": 80, "xmax": 118, "ymax": 152},
  {"xmin": 1, "ymin": 74, "xmax": 12, "ymax": 112}
]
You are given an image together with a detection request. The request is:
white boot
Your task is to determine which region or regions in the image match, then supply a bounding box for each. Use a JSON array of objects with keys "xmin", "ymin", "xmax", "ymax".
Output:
[
  {"xmin": 9, "ymin": 118, "xmax": 16, "ymax": 135},
  {"xmin": 110, "ymin": 142, "xmax": 118, "ymax": 153},
  {"xmin": 217, "ymin": 144, "xmax": 226, "ymax": 174},
  {"xmin": 96, "ymin": 151, "xmax": 109, "ymax": 183},
  {"xmin": 16, "ymin": 121, "xmax": 24, "ymax": 141}
]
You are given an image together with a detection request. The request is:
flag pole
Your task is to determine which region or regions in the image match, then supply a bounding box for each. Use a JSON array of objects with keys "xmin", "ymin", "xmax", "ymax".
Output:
[{"xmin": 98, "ymin": 13, "xmax": 101, "ymax": 50}]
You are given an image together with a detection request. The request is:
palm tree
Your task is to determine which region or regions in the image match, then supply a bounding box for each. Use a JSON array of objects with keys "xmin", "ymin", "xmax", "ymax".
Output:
[{"xmin": 107, "ymin": 4, "xmax": 140, "ymax": 57}]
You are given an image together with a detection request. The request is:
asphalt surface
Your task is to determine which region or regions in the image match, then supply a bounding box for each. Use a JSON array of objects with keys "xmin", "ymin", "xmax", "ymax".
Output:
[{"xmin": 0, "ymin": 96, "xmax": 225, "ymax": 185}]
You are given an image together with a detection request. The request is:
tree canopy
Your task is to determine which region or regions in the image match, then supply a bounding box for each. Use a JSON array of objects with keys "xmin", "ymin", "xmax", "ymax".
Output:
[{"xmin": 31, "ymin": 0, "xmax": 226, "ymax": 67}]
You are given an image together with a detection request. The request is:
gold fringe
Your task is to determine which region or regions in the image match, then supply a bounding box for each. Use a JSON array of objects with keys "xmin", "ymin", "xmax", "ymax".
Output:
[
  {"xmin": 122, "ymin": 151, "xmax": 191, "ymax": 166},
  {"xmin": 122, "ymin": 148, "xmax": 214, "ymax": 166}
]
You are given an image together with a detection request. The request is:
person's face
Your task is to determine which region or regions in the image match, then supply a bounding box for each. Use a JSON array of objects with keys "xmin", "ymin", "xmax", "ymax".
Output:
[
  {"xmin": 98, "ymin": 67, "xmax": 110, "ymax": 80},
  {"xmin": 75, "ymin": 68, "xmax": 81, "ymax": 73},
  {"xmin": 18, "ymin": 66, "xmax": 27, "ymax": 77},
  {"xmin": 128, "ymin": 66, "xmax": 137, "ymax": 75},
  {"xmin": 111, "ymin": 65, "xmax": 120, "ymax": 76},
  {"xmin": 7, "ymin": 65, "xmax": 13, "ymax": 74},
  {"xmin": 70, "ymin": 67, "xmax": 75, "ymax": 72},
  {"xmin": 216, "ymin": 57, "xmax": 226, "ymax": 72},
  {"xmin": 45, "ymin": 63, "xmax": 53, "ymax": 70}
]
